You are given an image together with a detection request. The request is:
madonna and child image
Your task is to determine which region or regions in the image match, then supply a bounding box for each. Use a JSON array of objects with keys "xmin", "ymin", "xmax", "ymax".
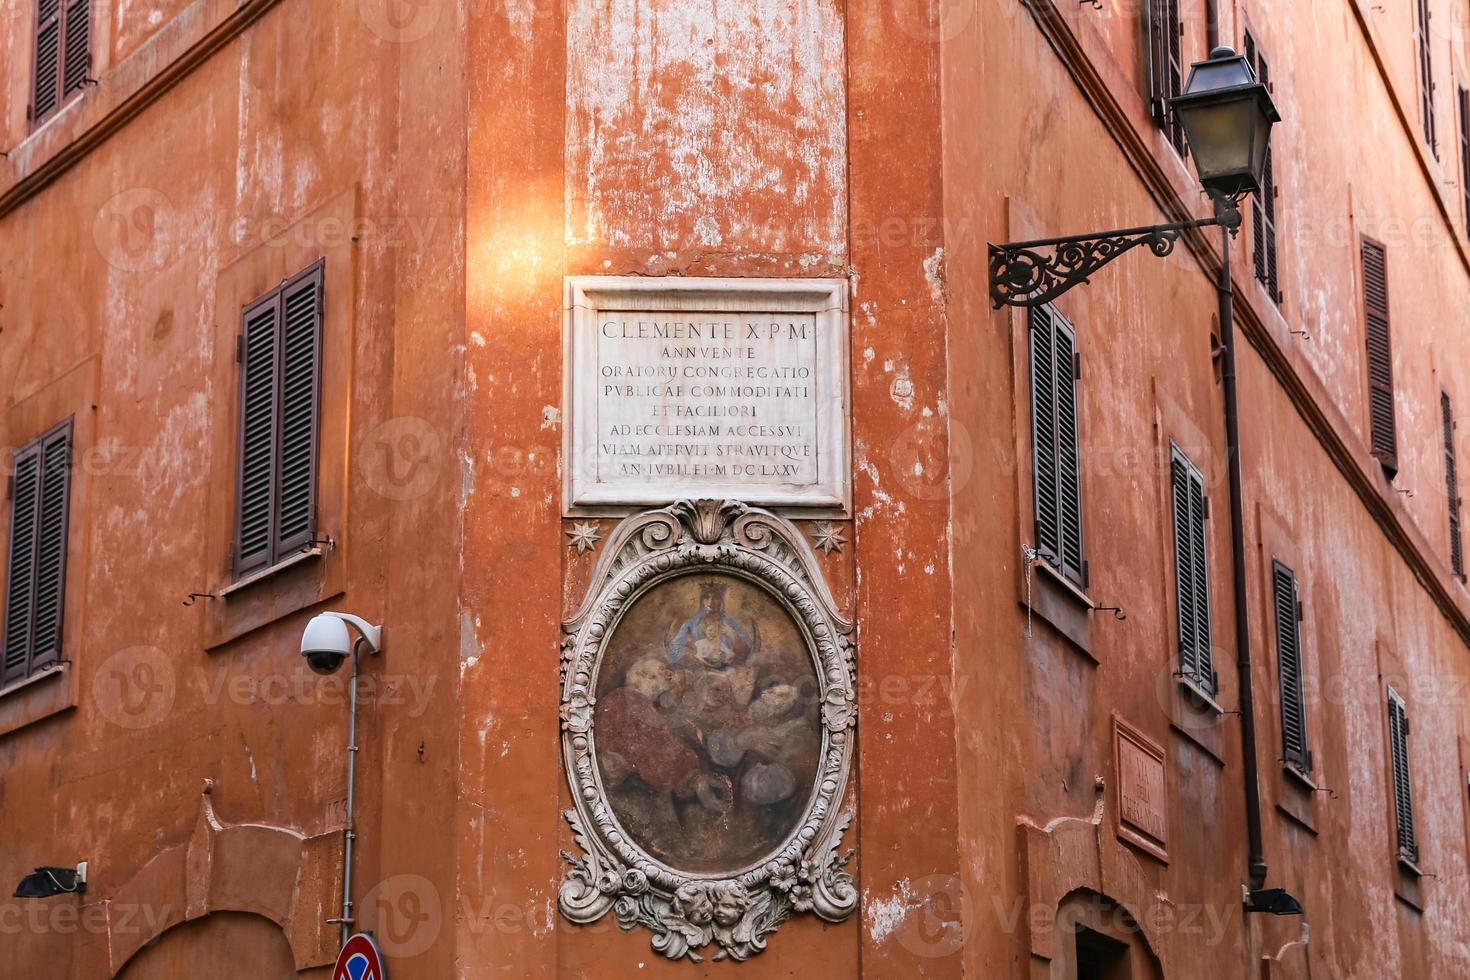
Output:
[{"xmin": 593, "ymin": 573, "xmax": 822, "ymax": 874}]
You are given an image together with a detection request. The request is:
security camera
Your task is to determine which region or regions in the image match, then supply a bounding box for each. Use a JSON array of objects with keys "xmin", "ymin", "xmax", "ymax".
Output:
[{"xmin": 301, "ymin": 612, "xmax": 383, "ymax": 675}]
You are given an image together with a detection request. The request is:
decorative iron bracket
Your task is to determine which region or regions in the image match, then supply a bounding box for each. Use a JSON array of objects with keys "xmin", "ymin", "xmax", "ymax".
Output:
[{"xmin": 988, "ymin": 202, "xmax": 1240, "ymax": 309}]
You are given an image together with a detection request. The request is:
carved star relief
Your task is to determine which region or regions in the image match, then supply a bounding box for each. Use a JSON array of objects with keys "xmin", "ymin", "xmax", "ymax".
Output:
[
  {"xmin": 810, "ymin": 521, "xmax": 846, "ymax": 555},
  {"xmin": 566, "ymin": 520, "xmax": 603, "ymax": 554}
]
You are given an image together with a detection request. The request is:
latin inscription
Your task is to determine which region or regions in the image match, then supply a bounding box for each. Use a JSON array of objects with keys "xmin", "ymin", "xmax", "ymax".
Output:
[{"xmin": 594, "ymin": 312, "xmax": 820, "ymax": 487}]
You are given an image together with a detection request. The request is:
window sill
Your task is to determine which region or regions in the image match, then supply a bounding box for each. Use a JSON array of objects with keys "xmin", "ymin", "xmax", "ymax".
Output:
[
  {"xmin": 219, "ymin": 546, "xmax": 325, "ymax": 598},
  {"xmin": 1398, "ymin": 855, "xmax": 1424, "ymax": 879},
  {"xmin": 0, "ymin": 661, "xmax": 68, "ymax": 700},
  {"xmin": 0, "ymin": 661, "xmax": 75, "ymax": 739},
  {"xmin": 1283, "ymin": 763, "xmax": 1318, "ymax": 792},
  {"xmin": 1022, "ymin": 557, "xmax": 1096, "ymax": 662},
  {"xmin": 1168, "ymin": 675, "xmax": 1226, "ymax": 764},
  {"xmin": 1034, "ymin": 558, "xmax": 1094, "ymax": 609}
]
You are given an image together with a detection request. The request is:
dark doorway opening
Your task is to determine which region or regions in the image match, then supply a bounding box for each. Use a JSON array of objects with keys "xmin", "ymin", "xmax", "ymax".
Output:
[{"xmin": 1075, "ymin": 924, "xmax": 1131, "ymax": 980}]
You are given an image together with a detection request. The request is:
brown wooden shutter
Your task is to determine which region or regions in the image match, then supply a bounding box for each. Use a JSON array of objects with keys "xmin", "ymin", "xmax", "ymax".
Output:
[
  {"xmin": 1029, "ymin": 305, "xmax": 1085, "ymax": 587},
  {"xmin": 1247, "ymin": 35, "xmax": 1280, "ymax": 303},
  {"xmin": 274, "ymin": 263, "xmax": 323, "ymax": 557},
  {"xmin": 29, "ymin": 423, "xmax": 72, "ymax": 672},
  {"xmin": 1272, "ymin": 562, "xmax": 1310, "ymax": 772},
  {"xmin": 32, "ymin": 0, "xmax": 62, "ymax": 123},
  {"xmin": 1388, "ymin": 687, "xmax": 1418, "ymax": 863},
  {"xmin": 61, "ymin": 0, "xmax": 90, "ymax": 97},
  {"xmin": 1445, "ymin": 392, "xmax": 1464, "ymax": 578},
  {"xmin": 234, "ymin": 261, "xmax": 324, "ymax": 579},
  {"xmin": 235, "ymin": 291, "xmax": 280, "ymax": 578},
  {"xmin": 3, "ymin": 443, "xmax": 42, "ymax": 686},
  {"xmin": 2, "ymin": 420, "xmax": 72, "ymax": 686},
  {"xmin": 1361, "ymin": 238, "xmax": 1397, "ymax": 474},
  {"xmin": 1459, "ymin": 87, "xmax": 1470, "ymax": 231},
  {"xmin": 1147, "ymin": 0, "xmax": 1185, "ymax": 154},
  {"xmin": 1171, "ymin": 449, "xmax": 1214, "ymax": 691},
  {"xmin": 1415, "ymin": 0, "xmax": 1436, "ymax": 154}
]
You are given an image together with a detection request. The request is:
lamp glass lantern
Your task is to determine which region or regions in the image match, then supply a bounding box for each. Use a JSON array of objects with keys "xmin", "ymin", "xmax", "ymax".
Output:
[{"xmin": 1169, "ymin": 45, "xmax": 1281, "ymax": 200}]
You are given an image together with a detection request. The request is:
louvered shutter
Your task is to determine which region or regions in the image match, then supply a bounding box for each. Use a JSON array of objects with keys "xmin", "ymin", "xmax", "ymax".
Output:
[
  {"xmin": 234, "ymin": 262, "xmax": 324, "ymax": 579},
  {"xmin": 1029, "ymin": 305, "xmax": 1085, "ymax": 587},
  {"xmin": 29, "ymin": 425, "xmax": 72, "ymax": 672},
  {"xmin": 1459, "ymin": 87, "xmax": 1470, "ymax": 231},
  {"xmin": 61, "ymin": 0, "xmax": 89, "ymax": 97},
  {"xmin": 1388, "ymin": 688, "xmax": 1418, "ymax": 863},
  {"xmin": 235, "ymin": 293, "xmax": 280, "ymax": 578},
  {"xmin": 1272, "ymin": 562, "xmax": 1310, "ymax": 772},
  {"xmin": 1247, "ymin": 37, "xmax": 1280, "ymax": 302},
  {"xmin": 32, "ymin": 0, "xmax": 62, "ymax": 123},
  {"xmin": 1445, "ymin": 393, "xmax": 1464, "ymax": 578},
  {"xmin": 2, "ymin": 421, "xmax": 72, "ymax": 686},
  {"xmin": 1361, "ymin": 239, "xmax": 1397, "ymax": 473},
  {"xmin": 1415, "ymin": 0, "xmax": 1436, "ymax": 154},
  {"xmin": 3, "ymin": 444, "xmax": 42, "ymax": 686},
  {"xmin": 274, "ymin": 265, "xmax": 323, "ymax": 557},
  {"xmin": 1171, "ymin": 450, "xmax": 1213, "ymax": 690},
  {"xmin": 1147, "ymin": 0, "xmax": 1185, "ymax": 153}
]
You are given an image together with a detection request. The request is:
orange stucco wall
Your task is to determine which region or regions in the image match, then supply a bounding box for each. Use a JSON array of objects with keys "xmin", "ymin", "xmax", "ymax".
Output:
[{"xmin": 0, "ymin": 1, "xmax": 1467, "ymax": 978}]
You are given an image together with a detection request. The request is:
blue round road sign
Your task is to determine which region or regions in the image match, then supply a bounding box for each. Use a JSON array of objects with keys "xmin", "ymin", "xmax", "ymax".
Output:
[{"xmin": 334, "ymin": 933, "xmax": 386, "ymax": 980}]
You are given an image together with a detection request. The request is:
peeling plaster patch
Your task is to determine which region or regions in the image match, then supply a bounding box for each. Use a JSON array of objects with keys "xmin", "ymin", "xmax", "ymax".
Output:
[
  {"xmin": 865, "ymin": 880, "xmax": 922, "ymax": 944},
  {"xmin": 460, "ymin": 611, "xmax": 484, "ymax": 668},
  {"xmin": 891, "ymin": 374, "xmax": 915, "ymax": 409},
  {"xmin": 883, "ymin": 359, "xmax": 894, "ymax": 373},
  {"xmin": 471, "ymin": 331, "xmax": 487, "ymax": 347},
  {"xmin": 693, "ymin": 216, "xmax": 723, "ymax": 246},
  {"xmin": 923, "ymin": 248, "xmax": 946, "ymax": 305},
  {"xmin": 863, "ymin": 347, "xmax": 875, "ymax": 363},
  {"xmin": 511, "ymin": 487, "xmax": 522, "ymax": 498},
  {"xmin": 541, "ymin": 405, "xmax": 562, "ymax": 429},
  {"xmin": 502, "ymin": 0, "xmax": 537, "ymax": 35},
  {"xmin": 461, "ymin": 452, "xmax": 476, "ymax": 501},
  {"xmin": 565, "ymin": 0, "xmax": 848, "ymax": 254}
]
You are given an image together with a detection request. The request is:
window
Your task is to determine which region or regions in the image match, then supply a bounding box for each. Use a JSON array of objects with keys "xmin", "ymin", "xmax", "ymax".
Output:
[
  {"xmin": 1458, "ymin": 86, "xmax": 1470, "ymax": 231},
  {"xmin": 31, "ymin": 0, "xmax": 90, "ymax": 126},
  {"xmin": 1361, "ymin": 238, "xmax": 1397, "ymax": 474},
  {"xmin": 3, "ymin": 420, "xmax": 72, "ymax": 688},
  {"xmin": 1444, "ymin": 392, "xmax": 1464, "ymax": 579},
  {"xmin": 1387, "ymin": 687, "xmax": 1419, "ymax": 864},
  {"xmin": 1414, "ymin": 0, "xmax": 1437, "ymax": 155},
  {"xmin": 233, "ymin": 261, "xmax": 324, "ymax": 580},
  {"xmin": 1146, "ymin": 0, "xmax": 1186, "ymax": 154},
  {"xmin": 1170, "ymin": 448, "xmax": 1213, "ymax": 691},
  {"xmin": 1029, "ymin": 305, "xmax": 1085, "ymax": 587},
  {"xmin": 1271, "ymin": 562, "xmax": 1311, "ymax": 773},
  {"xmin": 1244, "ymin": 31, "xmax": 1280, "ymax": 303}
]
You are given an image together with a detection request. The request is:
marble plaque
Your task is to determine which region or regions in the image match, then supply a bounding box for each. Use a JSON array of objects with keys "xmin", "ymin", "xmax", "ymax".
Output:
[
  {"xmin": 565, "ymin": 277, "xmax": 849, "ymax": 513},
  {"xmin": 1114, "ymin": 716, "xmax": 1168, "ymax": 860}
]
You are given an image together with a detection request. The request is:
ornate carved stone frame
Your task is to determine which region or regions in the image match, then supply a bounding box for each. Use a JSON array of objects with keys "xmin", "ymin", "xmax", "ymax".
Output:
[{"xmin": 558, "ymin": 500, "xmax": 858, "ymax": 962}]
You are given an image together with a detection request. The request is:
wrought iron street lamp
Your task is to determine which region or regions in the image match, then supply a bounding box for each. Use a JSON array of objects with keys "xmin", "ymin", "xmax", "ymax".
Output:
[
  {"xmin": 988, "ymin": 45, "xmax": 1278, "ymax": 309},
  {"xmin": 987, "ymin": 46, "xmax": 1297, "ymax": 917}
]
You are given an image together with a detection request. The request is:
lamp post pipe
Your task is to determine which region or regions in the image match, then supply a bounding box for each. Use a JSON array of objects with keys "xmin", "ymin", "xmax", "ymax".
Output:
[
  {"xmin": 338, "ymin": 641, "xmax": 363, "ymax": 947},
  {"xmin": 1217, "ymin": 203, "xmax": 1268, "ymax": 891}
]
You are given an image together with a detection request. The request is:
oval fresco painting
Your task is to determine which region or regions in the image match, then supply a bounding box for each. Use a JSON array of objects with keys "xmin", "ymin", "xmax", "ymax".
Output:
[{"xmin": 593, "ymin": 572, "xmax": 822, "ymax": 874}]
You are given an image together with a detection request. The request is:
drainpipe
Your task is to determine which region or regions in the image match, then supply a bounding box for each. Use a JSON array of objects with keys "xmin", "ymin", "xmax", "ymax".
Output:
[
  {"xmin": 327, "ymin": 639, "xmax": 367, "ymax": 946},
  {"xmin": 1215, "ymin": 200, "xmax": 1268, "ymax": 891}
]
